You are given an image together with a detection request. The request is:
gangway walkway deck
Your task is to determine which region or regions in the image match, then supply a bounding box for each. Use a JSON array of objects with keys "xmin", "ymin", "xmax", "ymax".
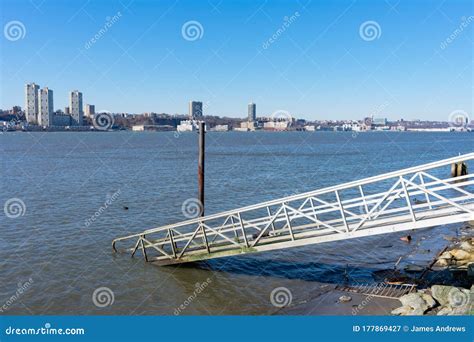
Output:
[{"xmin": 112, "ymin": 153, "xmax": 474, "ymax": 266}]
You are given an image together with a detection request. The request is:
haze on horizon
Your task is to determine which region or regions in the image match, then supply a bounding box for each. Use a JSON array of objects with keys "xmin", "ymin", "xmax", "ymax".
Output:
[{"xmin": 1, "ymin": 0, "xmax": 472, "ymax": 121}]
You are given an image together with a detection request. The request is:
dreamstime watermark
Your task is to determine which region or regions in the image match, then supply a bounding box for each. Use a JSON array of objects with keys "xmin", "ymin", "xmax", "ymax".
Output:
[
  {"xmin": 440, "ymin": 16, "xmax": 474, "ymax": 50},
  {"xmin": 174, "ymin": 101, "xmax": 211, "ymax": 138},
  {"xmin": 92, "ymin": 287, "xmax": 115, "ymax": 308},
  {"xmin": 84, "ymin": 12, "xmax": 122, "ymax": 49},
  {"xmin": 262, "ymin": 12, "xmax": 300, "ymax": 49},
  {"xmin": 0, "ymin": 278, "xmax": 34, "ymax": 313},
  {"xmin": 351, "ymin": 283, "xmax": 385, "ymax": 315},
  {"xmin": 4, "ymin": 20, "xmax": 26, "ymax": 41},
  {"xmin": 174, "ymin": 278, "xmax": 212, "ymax": 315},
  {"xmin": 92, "ymin": 111, "xmax": 115, "ymax": 130},
  {"xmin": 84, "ymin": 189, "xmax": 121, "ymax": 227},
  {"xmin": 4, "ymin": 198, "xmax": 26, "ymax": 218},
  {"xmin": 448, "ymin": 288, "xmax": 470, "ymax": 308},
  {"xmin": 448, "ymin": 110, "xmax": 470, "ymax": 129},
  {"xmin": 181, "ymin": 198, "xmax": 203, "ymax": 219},
  {"xmin": 4, "ymin": 323, "xmax": 85, "ymax": 336},
  {"xmin": 270, "ymin": 286, "xmax": 292, "ymax": 308},
  {"xmin": 270, "ymin": 109, "xmax": 292, "ymax": 122},
  {"xmin": 269, "ymin": 109, "xmax": 293, "ymax": 130},
  {"xmin": 181, "ymin": 20, "xmax": 204, "ymax": 41},
  {"xmin": 358, "ymin": 202, "xmax": 382, "ymax": 217},
  {"xmin": 359, "ymin": 21, "xmax": 382, "ymax": 41}
]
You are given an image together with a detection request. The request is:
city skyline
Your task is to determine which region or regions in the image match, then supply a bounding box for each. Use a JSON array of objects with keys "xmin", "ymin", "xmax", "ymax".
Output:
[
  {"xmin": 6, "ymin": 81, "xmax": 474, "ymax": 124},
  {"xmin": 1, "ymin": 0, "xmax": 472, "ymax": 121}
]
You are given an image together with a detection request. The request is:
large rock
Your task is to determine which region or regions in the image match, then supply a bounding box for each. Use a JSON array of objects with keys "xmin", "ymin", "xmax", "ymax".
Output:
[
  {"xmin": 438, "ymin": 251, "xmax": 452, "ymax": 260},
  {"xmin": 391, "ymin": 305, "xmax": 412, "ymax": 315},
  {"xmin": 448, "ymin": 288, "xmax": 470, "ymax": 307},
  {"xmin": 456, "ymin": 259, "xmax": 471, "ymax": 266},
  {"xmin": 460, "ymin": 241, "xmax": 474, "ymax": 252},
  {"xmin": 421, "ymin": 293, "xmax": 436, "ymax": 308},
  {"xmin": 434, "ymin": 258, "xmax": 449, "ymax": 267},
  {"xmin": 431, "ymin": 285, "xmax": 452, "ymax": 306},
  {"xmin": 398, "ymin": 293, "xmax": 429, "ymax": 313},
  {"xmin": 409, "ymin": 307, "xmax": 426, "ymax": 316},
  {"xmin": 437, "ymin": 306, "xmax": 453, "ymax": 316},
  {"xmin": 431, "ymin": 285, "xmax": 471, "ymax": 309},
  {"xmin": 451, "ymin": 249, "xmax": 471, "ymax": 261}
]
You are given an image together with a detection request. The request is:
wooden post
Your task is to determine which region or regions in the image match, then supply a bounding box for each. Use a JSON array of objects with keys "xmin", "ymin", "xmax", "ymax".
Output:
[{"xmin": 198, "ymin": 122, "xmax": 205, "ymax": 216}]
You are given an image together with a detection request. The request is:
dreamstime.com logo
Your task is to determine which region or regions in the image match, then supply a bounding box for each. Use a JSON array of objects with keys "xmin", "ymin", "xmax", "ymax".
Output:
[
  {"xmin": 440, "ymin": 16, "xmax": 474, "ymax": 50},
  {"xmin": 84, "ymin": 189, "xmax": 121, "ymax": 227},
  {"xmin": 92, "ymin": 111, "xmax": 115, "ymax": 130},
  {"xmin": 3, "ymin": 20, "xmax": 26, "ymax": 41},
  {"xmin": 4, "ymin": 198, "xmax": 26, "ymax": 218},
  {"xmin": 181, "ymin": 198, "xmax": 203, "ymax": 219},
  {"xmin": 174, "ymin": 278, "xmax": 212, "ymax": 315},
  {"xmin": 181, "ymin": 20, "xmax": 204, "ymax": 41},
  {"xmin": 92, "ymin": 287, "xmax": 115, "ymax": 308},
  {"xmin": 359, "ymin": 21, "xmax": 382, "ymax": 41},
  {"xmin": 448, "ymin": 110, "xmax": 470, "ymax": 128},
  {"xmin": 0, "ymin": 278, "xmax": 34, "ymax": 313},
  {"xmin": 270, "ymin": 287, "xmax": 292, "ymax": 308},
  {"xmin": 352, "ymin": 283, "xmax": 385, "ymax": 315},
  {"xmin": 448, "ymin": 288, "xmax": 470, "ymax": 308},
  {"xmin": 84, "ymin": 12, "xmax": 122, "ymax": 49},
  {"xmin": 262, "ymin": 12, "xmax": 300, "ymax": 49},
  {"xmin": 4, "ymin": 323, "xmax": 85, "ymax": 336},
  {"xmin": 271, "ymin": 109, "xmax": 292, "ymax": 121}
]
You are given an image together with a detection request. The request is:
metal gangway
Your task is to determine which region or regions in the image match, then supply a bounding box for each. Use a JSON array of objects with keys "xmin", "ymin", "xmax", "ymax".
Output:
[{"xmin": 112, "ymin": 153, "xmax": 474, "ymax": 266}]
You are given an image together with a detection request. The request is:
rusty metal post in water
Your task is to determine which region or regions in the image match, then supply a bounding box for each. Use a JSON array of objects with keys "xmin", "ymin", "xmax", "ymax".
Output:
[{"xmin": 198, "ymin": 121, "xmax": 205, "ymax": 216}]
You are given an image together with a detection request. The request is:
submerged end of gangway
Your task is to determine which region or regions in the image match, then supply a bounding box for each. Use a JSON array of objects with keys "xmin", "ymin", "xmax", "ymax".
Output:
[{"xmin": 112, "ymin": 153, "xmax": 474, "ymax": 266}]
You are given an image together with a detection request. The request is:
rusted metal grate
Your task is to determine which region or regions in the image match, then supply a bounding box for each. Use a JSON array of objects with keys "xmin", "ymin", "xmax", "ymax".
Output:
[{"xmin": 335, "ymin": 283, "xmax": 417, "ymax": 299}]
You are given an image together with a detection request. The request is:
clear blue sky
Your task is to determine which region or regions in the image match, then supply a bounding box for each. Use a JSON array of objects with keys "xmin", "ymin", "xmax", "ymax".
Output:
[{"xmin": 1, "ymin": 0, "xmax": 472, "ymax": 120}]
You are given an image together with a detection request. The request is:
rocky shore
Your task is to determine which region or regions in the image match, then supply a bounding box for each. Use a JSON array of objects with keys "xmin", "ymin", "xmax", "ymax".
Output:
[
  {"xmin": 391, "ymin": 284, "xmax": 472, "ymax": 315},
  {"xmin": 391, "ymin": 233, "xmax": 473, "ymax": 316},
  {"xmin": 279, "ymin": 222, "xmax": 473, "ymax": 316}
]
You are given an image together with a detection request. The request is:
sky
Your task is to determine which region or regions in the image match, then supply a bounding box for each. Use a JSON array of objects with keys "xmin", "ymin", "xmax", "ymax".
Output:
[{"xmin": 0, "ymin": 0, "xmax": 472, "ymax": 121}]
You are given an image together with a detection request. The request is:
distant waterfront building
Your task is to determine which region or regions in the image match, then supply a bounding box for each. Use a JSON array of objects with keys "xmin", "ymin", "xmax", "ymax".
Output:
[
  {"xmin": 212, "ymin": 124, "xmax": 229, "ymax": 132},
  {"xmin": 25, "ymin": 83, "xmax": 40, "ymax": 124},
  {"xmin": 11, "ymin": 106, "xmax": 22, "ymax": 116},
  {"xmin": 38, "ymin": 87, "xmax": 54, "ymax": 127},
  {"xmin": 69, "ymin": 90, "xmax": 83, "ymax": 126},
  {"xmin": 240, "ymin": 121, "xmax": 256, "ymax": 131},
  {"xmin": 263, "ymin": 121, "xmax": 289, "ymax": 131},
  {"xmin": 64, "ymin": 107, "xmax": 70, "ymax": 114},
  {"xmin": 248, "ymin": 102, "xmax": 256, "ymax": 122},
  {"xmin": 177, "ymin": 119, "xmax": 197, "ymax": 132},
  {"xmin": 85, "ymin": 104, "xmax": 95, "ymax": 117},
  {"xmin": 189, "ymin": 101, "xmax": 203, "ymax": 119},
  {"xmin": 53, "ymin": 113, "xmax": 71, "ymax": 126},
  {"xmin": 373, "ymin": 117, "xmax": 387, "ymax": 126}
]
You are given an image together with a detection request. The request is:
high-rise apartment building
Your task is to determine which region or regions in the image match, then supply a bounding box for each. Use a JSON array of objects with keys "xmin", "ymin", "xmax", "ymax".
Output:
[
  {"xmin": 248, "ymin": 102, "xmax": 256, "ymax": 122},
  {"xmin": 85, "ymin": 104, "xmax": 95, "ymax": 117},
  {"xmin": 38, "ymin": 87, "xmax": 54, "ymax": 127},
  {"xmin": 25, "ymin": 83, "xmax": 40, "ymax": 124},
  {"xmin": 189, "ymin": 101, "xmax": 203, "ymax": 119},
  {"xmin": 69, "ymin": 90, "xmax": 83, "ymax": 126}
]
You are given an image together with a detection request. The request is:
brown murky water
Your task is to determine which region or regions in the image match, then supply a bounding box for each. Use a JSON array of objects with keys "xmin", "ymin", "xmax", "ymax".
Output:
[{"xmin": 1, "ymin": 131, "xmax": 472, "ymax": 314}]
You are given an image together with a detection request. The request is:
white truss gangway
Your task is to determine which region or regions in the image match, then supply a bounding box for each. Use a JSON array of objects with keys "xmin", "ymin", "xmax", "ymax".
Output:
[{"xmin": 112, "ymin": 153, "xmax": 474, "ymax": 266}]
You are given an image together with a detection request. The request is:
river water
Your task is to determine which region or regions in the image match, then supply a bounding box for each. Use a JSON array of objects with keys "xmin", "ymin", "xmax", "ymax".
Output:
[{"xmin": 1, "ymin": 131, "xmax": 473, "ymax": 314}]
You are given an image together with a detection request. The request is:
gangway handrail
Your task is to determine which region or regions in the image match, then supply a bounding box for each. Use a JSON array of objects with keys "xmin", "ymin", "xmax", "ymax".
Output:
[{"xmin": 113, "ymin": 152, "xmax": 474, "ymax": 243}]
